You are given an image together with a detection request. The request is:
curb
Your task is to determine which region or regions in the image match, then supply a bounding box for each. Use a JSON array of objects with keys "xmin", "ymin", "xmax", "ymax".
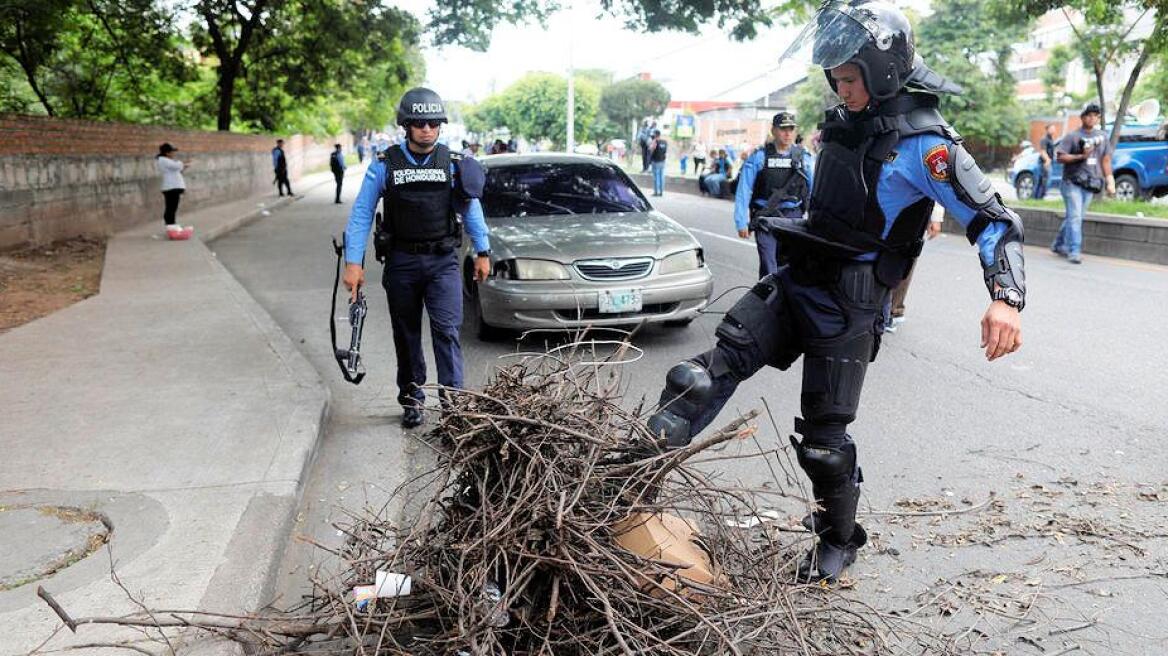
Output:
[{"xmin": 181, "ymin": 179, "xmax": 336, "ymax": 654}]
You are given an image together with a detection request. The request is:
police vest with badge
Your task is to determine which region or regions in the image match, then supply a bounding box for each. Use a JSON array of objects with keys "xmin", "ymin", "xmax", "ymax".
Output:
[
  {"xmin": 371, "ymin": 93, "xmax": 485, "ymax": 262},
  {"xmin": 751, "ymin": 142, "xmax": 810, "ymax": 219}
]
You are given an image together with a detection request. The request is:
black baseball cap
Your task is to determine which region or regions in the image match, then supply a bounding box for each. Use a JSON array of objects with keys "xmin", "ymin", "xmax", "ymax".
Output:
[{"xmin": 773, "ymin": 112, "xmax": 797, "ymax": 128}]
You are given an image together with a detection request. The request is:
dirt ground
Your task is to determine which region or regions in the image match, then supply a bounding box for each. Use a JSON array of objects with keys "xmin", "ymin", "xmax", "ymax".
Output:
[{"xmin": 0, "ymin": 237, "xmax": 107, "ymax": 333}]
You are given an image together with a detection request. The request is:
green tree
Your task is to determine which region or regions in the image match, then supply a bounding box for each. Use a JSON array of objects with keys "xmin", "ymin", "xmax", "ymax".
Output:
[
  {"xmin": 426, "ymin": 0, "xmax": 774, "ymax": 52},
  {"xmin": 915, "ymin": 0, "xmax": 1031, "ymax": 150},
  {"xmin": 188, "ymin": 0, "xmax": 422, "ymax": 132},
  {"xmin": 509, "ymin": 72, "xmax": 599, "ymax": 147},
  {"xmin": 996, "ymin": 0, "xmax": 1168, "ymax": 149},
  {"xmin": 0, "ymin": 0, "xmax": 192, "ymax": 119},
  {"xmin": 465, "ymin": 72, "xmax": 601, "ymax": 148},
  {"xmin": 599, "ymin": 77, "xmax": 670, "ymax": 142}
]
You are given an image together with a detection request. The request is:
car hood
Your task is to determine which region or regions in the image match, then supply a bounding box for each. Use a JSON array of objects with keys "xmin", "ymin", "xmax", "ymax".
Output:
[{"xmin": 487, "ymin": 211, "xmax": 700, "ymax": 262}]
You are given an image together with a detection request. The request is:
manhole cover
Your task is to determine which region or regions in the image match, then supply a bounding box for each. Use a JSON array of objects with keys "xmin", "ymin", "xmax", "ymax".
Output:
[{"xmin": 0, "ymin": 505, "xmax": 111, "ymax": 591}]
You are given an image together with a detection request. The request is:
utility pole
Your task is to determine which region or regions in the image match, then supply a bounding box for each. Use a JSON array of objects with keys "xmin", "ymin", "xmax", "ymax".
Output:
[{"xmin": 566, "ymin": 31, "xmax": 575, "ymax": 153}]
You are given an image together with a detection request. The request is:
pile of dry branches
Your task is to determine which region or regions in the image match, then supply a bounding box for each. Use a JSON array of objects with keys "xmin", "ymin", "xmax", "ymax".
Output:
[{"xmin": 41, "ymin": 342, "xmax": 969, "ymax": 654}]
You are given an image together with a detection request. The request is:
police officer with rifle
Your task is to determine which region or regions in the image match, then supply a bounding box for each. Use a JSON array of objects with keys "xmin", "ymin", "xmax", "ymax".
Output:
[
  {"xmin": 646, "ymin": 0, "xmax": 1026, "ymax": 584},
  {"xmin": 342, "ymin": 88, "xmax": 491, "ymax": 428}
]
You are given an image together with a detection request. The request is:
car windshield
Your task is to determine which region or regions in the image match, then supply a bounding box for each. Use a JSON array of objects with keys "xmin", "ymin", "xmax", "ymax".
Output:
[{"xmin": 483, "ymin": 162, "xmax": 649, "ymax": 218}]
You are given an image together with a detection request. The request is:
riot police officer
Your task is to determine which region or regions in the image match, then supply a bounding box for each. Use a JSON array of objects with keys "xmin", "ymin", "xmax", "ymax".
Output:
[
  {"xmin": 733, "ymin": 111, "xmax": 814, "ymax": 278},
  {"xmin": 647, "ymin": 0, "xmax": 1025, "ymax": 583},
  {"xmin": 342, "ymin": 88, "xmax": 491, "ymax": 428}
]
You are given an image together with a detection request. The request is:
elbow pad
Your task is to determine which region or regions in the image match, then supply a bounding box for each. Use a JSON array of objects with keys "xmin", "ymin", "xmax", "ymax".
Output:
[
  {"xmin": 970, "ymin": 204, "xmax": 1026, "ymax": 310},
  {"xmin": 949, "ymin": 143, "xmax": 1026, "ymax": 309},
  {"xmin": 453, "ymin": 157, "xmax": 485, "ymax": 200}
]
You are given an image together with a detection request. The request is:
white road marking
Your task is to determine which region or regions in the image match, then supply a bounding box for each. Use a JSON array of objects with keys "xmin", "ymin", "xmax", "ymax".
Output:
[{"xmin": 686, "ymin": 227, "xmax": 754, "ymax": 248}]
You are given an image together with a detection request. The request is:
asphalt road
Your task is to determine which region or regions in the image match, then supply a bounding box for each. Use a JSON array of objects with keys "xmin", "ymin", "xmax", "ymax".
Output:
[{"xmin": 214, "ymin": 169, "xmax": 1168, "ymax": 654}]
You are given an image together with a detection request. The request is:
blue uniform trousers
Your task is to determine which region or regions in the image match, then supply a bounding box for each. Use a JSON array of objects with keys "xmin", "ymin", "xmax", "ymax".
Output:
[
  {"xmin": 382, "ymin": 250, "xmax": 464, "ymax": 407},
  {"xmin": 754, "ymin": 206, "xmax": 804, "ymax": 279}
]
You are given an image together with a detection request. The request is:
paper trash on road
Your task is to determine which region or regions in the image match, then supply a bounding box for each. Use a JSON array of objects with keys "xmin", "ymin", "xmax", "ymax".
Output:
[
  {"xmin": 724, "ymin": 509, "xmax": 783, "ymax": 529},
  {"xmin": 375, "ymin": 570, "xmax": 412, "ymax": 597},
  {"xmin": 352, "ymin": 571, "xmax": 412, "ymax": 609}
]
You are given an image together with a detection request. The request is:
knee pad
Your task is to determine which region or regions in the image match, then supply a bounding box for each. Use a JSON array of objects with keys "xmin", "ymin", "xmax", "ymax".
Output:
[
  {"xmin": 714, "ymin": 275, "xmax": 795, "ymax": 371},
  {"xmin": 789, "ymin": 431, "xmax": 856, "ymax": 487},
  {"xmin": 658, "ymin": 361, "xmax": 713, "ymax": 419},
  {"xmin": 647, "ymin": 361, "xmax": 713, "ymax": 448},
  {"xmin": 800, "ymin": 330, "xmax": 874, "ymax": 425}
]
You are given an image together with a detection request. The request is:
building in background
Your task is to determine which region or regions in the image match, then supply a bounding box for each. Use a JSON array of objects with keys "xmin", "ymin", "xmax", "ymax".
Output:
[{"xmin": 1009, "ymin": 8, "xmax": 1158, "ymax": 106}]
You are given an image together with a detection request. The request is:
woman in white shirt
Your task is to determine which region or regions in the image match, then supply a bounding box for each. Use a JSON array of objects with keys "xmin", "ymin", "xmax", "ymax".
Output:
[{"xmin": 155, "ymin": 143, "xmax": 192, "ymax": 238}]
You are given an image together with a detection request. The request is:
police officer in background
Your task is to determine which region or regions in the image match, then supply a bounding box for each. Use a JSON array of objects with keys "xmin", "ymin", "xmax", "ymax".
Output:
[
  {"xmin": 342, "ymin": 88, "xmax": 491, "ymax": 429},
  {"xmin": 733, "ymin": 111, "xmax": 814, "ymax": 278},
  {"xmin": 647, "ymin": 0, "xmax": 1025, "ymax": 583},
  {"xmin": 272, "ymin": 139, "xmax": 293, "ymax": 197},
  {"xmin": 330, "ymin": 143, "xmax": 346, "ymax": 204}
]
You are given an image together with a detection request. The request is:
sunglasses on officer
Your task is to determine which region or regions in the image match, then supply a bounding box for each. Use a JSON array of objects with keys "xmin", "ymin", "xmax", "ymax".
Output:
[{"xmin": 409, "ymin": 120, "xmax": 442, "ymax": 130}]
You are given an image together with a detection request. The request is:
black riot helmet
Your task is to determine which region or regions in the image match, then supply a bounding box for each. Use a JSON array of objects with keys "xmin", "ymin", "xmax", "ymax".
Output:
[
  {"xmin": 783, "ymin": 1, "xmax": 916, "ymax": 102},
  {"xmin": 396, "ymin": 87, "xmax": 448, "ymax": 127}
]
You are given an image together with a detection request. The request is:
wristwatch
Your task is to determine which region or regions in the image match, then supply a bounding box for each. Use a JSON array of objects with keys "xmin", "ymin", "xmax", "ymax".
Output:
[
  {"xmin": 992, "ymin": 287, "xmax": 1024, "ymax": 311},
  {"xmin": 476, "ymin": 250, "xmax": 491, "ymax": 258}
]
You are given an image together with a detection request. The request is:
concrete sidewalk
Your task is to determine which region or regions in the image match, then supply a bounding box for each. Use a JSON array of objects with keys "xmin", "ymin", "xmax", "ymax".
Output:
[{"xmin": 0, "ymin": 170, "xmax": 344, "ymax": 653}]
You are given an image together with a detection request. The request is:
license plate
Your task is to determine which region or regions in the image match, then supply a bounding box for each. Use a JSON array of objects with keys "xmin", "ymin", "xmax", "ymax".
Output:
[{"xmin": 598, "ymin": 288, "xmax": 643, "ymax": 314}]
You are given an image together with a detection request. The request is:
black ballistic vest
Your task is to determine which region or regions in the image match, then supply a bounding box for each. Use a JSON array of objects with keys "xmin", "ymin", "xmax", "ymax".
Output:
[
  {"xmin": 752, "ymin": 142, "xmax": 809, "ymax": 209},
  {"xmin": 382, "ymin": 144, "xmax": 457, "ymax": 243},
  {"xmin": 775, "ymin": 92, "xmax": 956, "ymax": 287}
]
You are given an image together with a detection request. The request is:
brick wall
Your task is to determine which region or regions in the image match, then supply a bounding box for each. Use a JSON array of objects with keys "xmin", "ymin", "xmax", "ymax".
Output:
[{"xmin": 0, "ymin": 115, "xmax": 351, "ymax": 250}]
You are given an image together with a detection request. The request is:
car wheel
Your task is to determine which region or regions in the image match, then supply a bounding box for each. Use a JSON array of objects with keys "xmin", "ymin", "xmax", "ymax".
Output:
[
  {"xmin": 663, "ymin": 317, "xmax": 694, "ymax": 328},
  {"xmin": 464, "ymin": 259, "xmax": 508, "ymax": 342},
  {"xmin": 1114, "ymin": 173, "xmax": 1141, "ymax": 202},
  {"xmin": 1014, "ymin": 172, "xmax": 1034, "ymax": 201}
]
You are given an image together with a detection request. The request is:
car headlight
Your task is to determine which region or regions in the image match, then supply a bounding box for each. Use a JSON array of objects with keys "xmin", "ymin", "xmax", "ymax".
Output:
[
  {"xmin": 507, "ymin": 258, "xmax": 570, "ymax": 280},
  {"xmin": 659, "ymin": 249, "xmax": 703, "ymax": 275}
]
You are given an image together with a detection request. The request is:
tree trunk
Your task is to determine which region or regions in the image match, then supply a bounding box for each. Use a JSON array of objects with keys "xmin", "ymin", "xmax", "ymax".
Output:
[
  {"xmin": 216, "ymin": 62, "xmax": 237, "ymax": 131},
  {"xmin": 14, "ymin": 21, "xmax": 54, "ymax": 116},
  {"xmin": 1092, "ymin": 61, "xmax": 1107, "ymax": 128},
  {"xmin": 1109, "ymin": 18, "xmax": 1161, "ymax": 151}
]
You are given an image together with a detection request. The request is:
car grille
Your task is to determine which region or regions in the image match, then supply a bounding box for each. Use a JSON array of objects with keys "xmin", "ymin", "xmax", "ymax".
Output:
[{"xmin": 574, "ymin": 257, "xmax": 654, "ymax": 281}]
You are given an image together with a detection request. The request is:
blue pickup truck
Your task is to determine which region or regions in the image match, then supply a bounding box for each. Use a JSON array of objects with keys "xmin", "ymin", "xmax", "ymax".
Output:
[{"xmin": 1008, "ymin": 122, "xmax": 1168, "ymax": 201}]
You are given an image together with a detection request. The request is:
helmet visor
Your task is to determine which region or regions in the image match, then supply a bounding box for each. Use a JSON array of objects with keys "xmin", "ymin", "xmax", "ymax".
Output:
[{"xmin": 779, "ymin": 1, "xmax": 883, "ymax": 70}]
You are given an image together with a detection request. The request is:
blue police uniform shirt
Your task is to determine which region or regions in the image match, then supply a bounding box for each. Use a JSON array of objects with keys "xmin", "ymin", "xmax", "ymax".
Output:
[
  {"xmin": 344, "ymin": 143, "xmax": 489, "ymax": 264},
  {"xmin": 733, "ymin": 146, "xmax": 815, "ymax": 231},
  {"xmin": 271, "ymin": 147, "xmax": 284, "ymax": 169},
  {"xmin": 874, "ymin": 133, "xmax": 1006, "ymax": 267}
]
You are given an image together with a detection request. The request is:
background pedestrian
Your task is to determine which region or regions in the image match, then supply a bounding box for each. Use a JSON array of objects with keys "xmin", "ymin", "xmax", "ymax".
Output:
[
  {"xmin": 272, "ymin": 138, "xmax": 293, "ymax": 197},
  {"xmin": 1035, "ymin": 123, "xmax": 1057, "ymax": 199},
  {"xmin": 649, "ymin": 129, "xmax": 668, "ymax": 196},
  {"xmin": 1053, "ymin": 103, "xmax": 1114, "ymax": 264},
  {"xmin": 155, "ymin": 143, "xmax": 193, "ymax": 240},
  {"xmin": 330, "ymin": 143, "xmax": 346, "ymax": 204}
]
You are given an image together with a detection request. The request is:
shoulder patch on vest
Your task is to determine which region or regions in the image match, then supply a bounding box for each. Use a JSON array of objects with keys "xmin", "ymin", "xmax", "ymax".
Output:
[{"xmin": 924, "ymin": 143, "xmax": 949, "ymax": 181}]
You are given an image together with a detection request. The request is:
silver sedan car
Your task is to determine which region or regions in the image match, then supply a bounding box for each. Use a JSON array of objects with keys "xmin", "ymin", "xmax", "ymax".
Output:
[{"xmin": 463, "ymin": 153, "xmax": 713, "ymax": 338}]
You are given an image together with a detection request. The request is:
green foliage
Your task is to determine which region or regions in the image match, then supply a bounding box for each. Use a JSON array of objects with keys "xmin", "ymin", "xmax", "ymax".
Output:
[
  {"xmin": 466, "ymin": 72, "xmax": 600, "ymax": 148},
  {"xmin": 915, "ymin": 0, "xmax": 1032, "ymax": 148},
  {"xmin": 599, "ymin": 78, "xmax": 670, "ymax": 135},
  {"xmin": 0, "ymin": 0, "xmax": 195, "ymax": 119},
  {"xmin": 426, "ymin": 0, "xmax": 773, "ymax": 52},
  {"xmin": 213, "ymin": 1, "xmax": 422, "ymax": 134}
]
